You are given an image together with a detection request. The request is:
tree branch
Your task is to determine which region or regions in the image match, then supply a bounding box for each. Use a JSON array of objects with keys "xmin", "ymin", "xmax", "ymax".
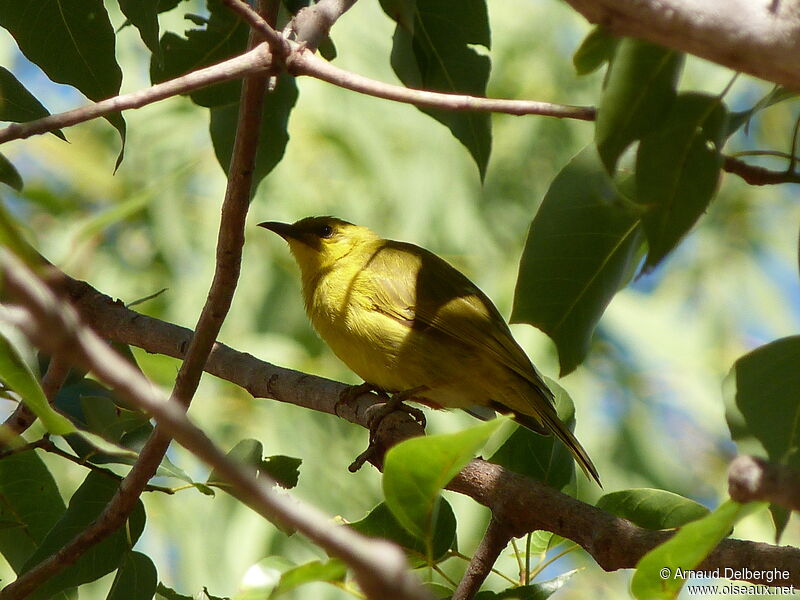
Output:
[
  {"xmin": 452, "ymin": 518, "xmax": 515, "ymax": 600},
  {"xmin": 0, "ymin": 252, "xmax": 432, "ymax": 600},
  {"xmin": 0, "ymin": 21, "xmax": 274, "ymax": 599},
  {"xmin": 562, "ymin": 0, "xmax": 800, "ymax": 90},
  {"xmin": 722, "ymin": 156, "xmax": 800, "ymax": 186},
  {"xmin": 728, "ymin": 455, "xmax": 800, "ymax": 512},
  {"xmin": 0, "ymin": 46, "xmax": 274, "ymax": 145},
  {"xmin": 50, "ymin": 272, "xmax": 800, "ymax": 588},
  {"xmin": 287, "ymin": 48, "xmax": 597, "ymax": 119},
  {"xmin": 286, "ymin": 0, "xmax": 358, "ymax": 51}
]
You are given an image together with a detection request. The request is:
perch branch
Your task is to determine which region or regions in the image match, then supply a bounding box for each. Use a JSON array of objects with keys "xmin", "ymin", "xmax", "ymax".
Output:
[
  {"xmin": 0, "ymin": 252, "xmax": 432, "ymax": 600},
  {"xmin": 728, "ymin": 455, "xmax": 800, "ymax": 512},
  {"xmin": 47, "ymin": 272, "xmax": 800, "ymax": 589}
]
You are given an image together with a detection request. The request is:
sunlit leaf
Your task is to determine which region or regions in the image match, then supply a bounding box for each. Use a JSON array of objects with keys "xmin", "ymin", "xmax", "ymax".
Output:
[
  {"xmin": 636, "ymin": 93, "xmax": 727, "ymax": 269},
  {"xmin": 383, "ymin": 0, "xmax": 492, "ymax": 178},
  {"xmin": 596, "ymin": 38, "xmax": 683, "ymax": 172},
  {"xmin": 0, "ymin": 330, "xmax": 74, "ymax": 435},
  {"xmin": 207, "ymin": 439, "xmax": 302, "ymax": 490},
  {"xmin": 270, "ymin": 559, "xmax": 347, "ymax": 598},
  {"xmin": 512, "ymin": 145, "xmax": 643, "ymax": 375},
  {"xmin": 383, "ymin": 419, "xmax": 504, "ymax": 555},
  {"xmin": 21, "ymin": 472, "xmax": 147, "ymax": 600},
  {"xmin": 597, "ymin": 488, "xmax": 710, "ymax": 530},
  {"xmin": 0, "ymin": 451, "xmax": 66, "ymax": 572},
  {"xmin": 631, "ymin": 500, "xmax": 762, "ymax": 600}
]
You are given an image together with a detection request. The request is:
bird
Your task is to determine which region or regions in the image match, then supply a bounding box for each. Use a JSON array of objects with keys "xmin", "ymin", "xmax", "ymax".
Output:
[{"xmin": 259, "ymin": 216, "xmax": 600, "ymax": 485}]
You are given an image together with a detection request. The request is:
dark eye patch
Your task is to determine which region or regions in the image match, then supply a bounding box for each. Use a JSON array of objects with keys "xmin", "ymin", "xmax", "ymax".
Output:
[{"xmin": 319, "ymin": 224, "xmax": 334, "ymax": 238}]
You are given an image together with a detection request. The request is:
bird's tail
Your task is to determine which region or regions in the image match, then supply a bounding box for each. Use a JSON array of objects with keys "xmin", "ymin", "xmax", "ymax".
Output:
[{"xmin": 511, "ymin": 408, "xmax": 601, "ymax": 487}]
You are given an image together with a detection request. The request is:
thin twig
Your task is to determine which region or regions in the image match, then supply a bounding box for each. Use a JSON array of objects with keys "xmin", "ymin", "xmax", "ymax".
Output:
[
  {"xmin": 1, "ymin": 253, "xmax": 431, "ymax": 600},
  {"xmin": 0, "ymin": 47, "xmax": 273, "ymax": 145},
  {"xmin": 722, "ymin": 155, "xmax": 800, "ymax": 185},
  {"xmin": 728, "ymin": 455, "xmax": 800, "ymax": 511},
  {"xmin": 289, "ymin": 47, "xmax": 597, "ymax": 120},
  {"xmin": 452, "ymin": 518, "xmax": 514, "ymax": 600}
]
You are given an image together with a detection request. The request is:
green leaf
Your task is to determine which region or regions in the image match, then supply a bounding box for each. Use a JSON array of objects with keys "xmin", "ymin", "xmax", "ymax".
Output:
[
  {"xmin": 511, "ymin": 145, "xmax": 643, "ymax": 375},
  {"xmin": 0, "ymin": 451, "xmax": 66, "ymax": 572},
  {"xmin": 107, "ymin": 552, "xmax": 158, "ymax": 600},
  {"xmin": 631, "ymin": 500, "xmax": 762, "ymax": 600},
  {"xmin": 475, "ymin": 570, "xmax": 577, "ymax": 599},
  {"xmin": 729, "ymin": 336, "xmax": 800, "ymax": 471},
  {"xmin": 208, "ymin": 439, "xmax": 302, "ymax": 490},
  {"xmin": 636, "ymin": 93, "xmax": 728, "ymax": 270},
  {"xmin": 384, "ymin": 0, "xmax": 492, "ymax": 178},
  {"xmin": 383, "ymin": 419, "xmax": 504, "ymax": 554},
  {"xmin": 349, "ymin": 500, "xmax": 457, "ymax": 566},
  {"xmin": 0, "ymin": 67, "xmax": 65, "ymax": 140},
  {"xmin": 0, "ymin": 0, "xmax": 126, "ymax": 163},
  {"xmin": 151, "ymin": 0, "xmax": 248, "ymax": 108},
  {"xmin": 573, "ymin": 27, "xmax": 617, "ymax": 75},
  {"xmin": 21, "ymin": 472, "xmax": 147, "ymax": 600},
  {"xmin": 119, "ymin": 0, "xmax": 161, "ymax": 58},
  {"xmin": 0, "ymin": 152, "xmax": 22, "ymax": 191},
  {"xmin": 489, "ymin": 379, "xmax": 578, "ymax": 490},
  {"xmin": 596, "ymin": 489, "xmax": 710, "ymax": 530},
  {"xmin": 596, "ymin": 38, "xmax": 683, "ymax": 172},
  {"xmin": 270, "ymin": 559, "xmax": 347, "ymax": 598},
  {"xmin": 0, "ymin": 330, "xmax": 74, "ymax": 435},
  {"xmin": 209, "ymin": 74, "xmax": 299, "ymax": 194}
]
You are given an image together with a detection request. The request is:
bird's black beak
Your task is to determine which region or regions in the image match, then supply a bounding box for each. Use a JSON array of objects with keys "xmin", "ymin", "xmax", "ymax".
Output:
[{"xmin": 258, "ymin": 221, "xmax": 301, "ymax": 241}]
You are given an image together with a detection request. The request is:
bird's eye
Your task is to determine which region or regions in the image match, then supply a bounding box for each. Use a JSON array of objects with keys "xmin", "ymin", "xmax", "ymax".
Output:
[{"xmin": 319, "ymin": 225, "xmax": 334, "ymax": 239}]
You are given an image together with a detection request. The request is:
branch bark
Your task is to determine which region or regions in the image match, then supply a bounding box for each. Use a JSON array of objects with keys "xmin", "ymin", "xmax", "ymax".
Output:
[
  {"xmin": 561, "ymin": 0, "xmax": 800, "ymax": 90},
  {"xmin": 452, "ymin": 518, "xmax": 514, "ymax": 600},
  {"xmin": 0, "ymin": 252, "xmax": 432, "ymax": 600},
  {"xmin": 728, "ymin": 455, "xmax": 800, "ymax": 512},
  {"xmin": 0, "ymin": 19, "xmax": 273, "ymax": 599},
  {"xmin": 48, "ymin": 272, "xmax": 800, "ymax": 589}
]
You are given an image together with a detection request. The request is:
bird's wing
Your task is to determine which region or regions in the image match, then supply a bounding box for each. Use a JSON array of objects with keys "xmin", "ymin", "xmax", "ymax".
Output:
[{"xmin": 361, "ymin": 242, "xmax": 553, "ymax": 401}]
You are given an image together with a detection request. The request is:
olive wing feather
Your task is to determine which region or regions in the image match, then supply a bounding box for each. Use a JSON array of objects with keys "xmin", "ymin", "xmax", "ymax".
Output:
[{"xmin": 361, "ymin": 242, "xmax": 554, "ymax": 401}]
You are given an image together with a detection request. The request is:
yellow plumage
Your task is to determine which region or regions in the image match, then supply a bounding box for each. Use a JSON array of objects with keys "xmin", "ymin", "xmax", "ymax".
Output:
[{"xmin": 260, "ymin": 216, "xmax": 599, "ymax": 485}]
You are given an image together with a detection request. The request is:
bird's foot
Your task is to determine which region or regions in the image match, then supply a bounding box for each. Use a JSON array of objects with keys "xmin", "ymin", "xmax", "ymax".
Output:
[
  {"xmin": 366, "ymin": 386, "xmax": 428, "ymax": 431},
  {"xmin": 348, "ymin": 386, "xmax": 428, "ymax": 473},
  {"xmin": 334, "ymin": 382, "xmax": 382, "ymax": 418}
]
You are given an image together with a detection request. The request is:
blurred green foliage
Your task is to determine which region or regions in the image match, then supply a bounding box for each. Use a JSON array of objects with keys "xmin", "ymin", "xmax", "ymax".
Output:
[{"xmin": 0, "ymin": 0, "xmax": 798, "ymax": 598}]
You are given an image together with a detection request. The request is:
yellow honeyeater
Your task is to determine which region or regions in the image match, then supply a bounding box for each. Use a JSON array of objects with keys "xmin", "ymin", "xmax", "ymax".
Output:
[{"xmin": 259, "ymin": 216, "xmax": 599, "ymax": 485}]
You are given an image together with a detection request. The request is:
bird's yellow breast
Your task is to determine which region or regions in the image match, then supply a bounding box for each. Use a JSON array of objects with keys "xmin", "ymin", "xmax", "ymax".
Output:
[{"xmin": 303, "ymin": 258, "xmax": 413, "ymax": 391}]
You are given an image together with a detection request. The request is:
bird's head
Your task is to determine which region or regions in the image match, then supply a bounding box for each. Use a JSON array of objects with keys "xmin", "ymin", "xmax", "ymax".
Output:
[{"xmin": 258, "ymin": 216, "xmax": 379, "ymax": 274}]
